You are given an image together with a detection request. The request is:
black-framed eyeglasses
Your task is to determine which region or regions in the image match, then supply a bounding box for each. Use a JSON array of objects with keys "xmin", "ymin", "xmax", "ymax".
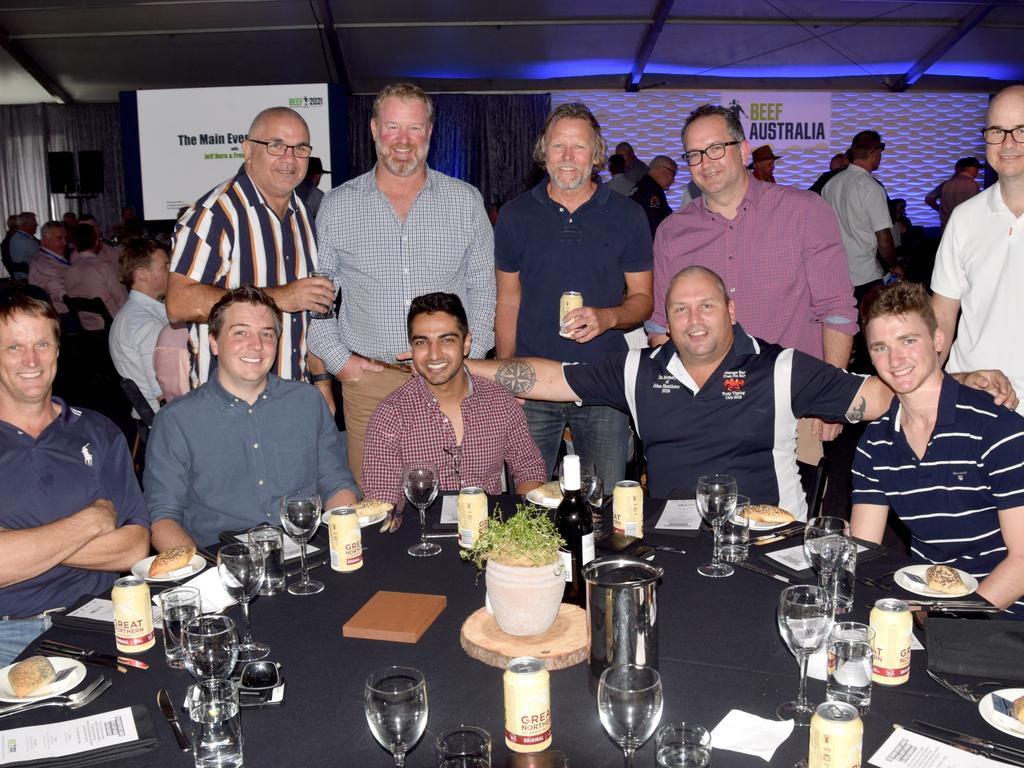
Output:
[
  {"xmin": 683, "ymin": 141, "xmax": 740, "ymax": 167},
  {"xmin": 246, "ymin": 138, "xmax": 313, "ymax": 158},
  {"xmin": 981, "ymin": 125, "xmax": 1024, "ymax": 144},
  {"xmin": 443, "ymin": 445, "xmax": 462, "ymax": 490}
]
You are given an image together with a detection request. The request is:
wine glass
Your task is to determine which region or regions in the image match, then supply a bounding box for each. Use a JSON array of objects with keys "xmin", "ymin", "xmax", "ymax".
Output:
[
  {"xmin": 217, "ymin": 543, "xmax": 269, "ymax": 661},
  {"xmin": 279, "ymin": 490, "xmax": 323, "ymax": 595},
  {"xmin": 182, "ymin": 614, "xmax": 239, "ymax": 682},
  {"xmin": 560, "ymin": 459, "xmax": 604, "ymax": 529},
  {"xmin": 597, "ymin": 664, "xmax": 664, "ymax": 768},
  {"xmin": 403, "ymin": 462, "xmax": 440, "ymax": 557},
  {"xmin": 365, "ymin": 666, "xmax": 429, "ymax": 767},
  {"xmin": 777, "ymin": 585, "xmax": 831, "ymax": 725},
  {"xmin": 804, "ymin": 516, "xmax": 852, "ymax": 619},
  {"xmin": 695, "ymin": 474, "xmax": 738, "ymax": 577}
]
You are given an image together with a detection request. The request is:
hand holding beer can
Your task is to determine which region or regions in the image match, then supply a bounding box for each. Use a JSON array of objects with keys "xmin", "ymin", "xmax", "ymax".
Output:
[{"xmin": 559, "ymin": 292, "xmax": 583, "ymax": 338}]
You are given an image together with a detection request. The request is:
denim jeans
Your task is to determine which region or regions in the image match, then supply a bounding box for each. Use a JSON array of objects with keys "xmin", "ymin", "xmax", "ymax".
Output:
[
  {"xmin": 0, "ymin": 617, "xmax": 51, "ymax": 666},
  {"xmin": 522, "ymin": 401, "xmax": 630, "ymax": 488}
]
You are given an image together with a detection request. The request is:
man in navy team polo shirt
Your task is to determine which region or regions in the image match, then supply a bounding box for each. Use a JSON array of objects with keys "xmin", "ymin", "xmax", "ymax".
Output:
[
  {"xmin": 0, "ymin": 288, "xmax": 150, "ymax": 665},
  {"xmin": 852, "ymin": 282, "xmax": 1024, "ymax": 616},
  {"xmin": 468, "ymin": 266, "xmax": 1015, "ymax": 520},
  {"xmin": 494, "ymin": 101, "xmax": 654, "ymax": 487}
]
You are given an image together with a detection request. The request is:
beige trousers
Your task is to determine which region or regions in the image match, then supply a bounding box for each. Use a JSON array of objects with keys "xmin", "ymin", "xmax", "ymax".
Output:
[{"xmin": 342, "ymin": 366, "xmax": 413, "ymax": 488}]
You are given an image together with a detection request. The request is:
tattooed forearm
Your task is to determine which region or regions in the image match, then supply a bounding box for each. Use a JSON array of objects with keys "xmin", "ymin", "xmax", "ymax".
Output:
[
  {"xmin": 495, "ymin": 359, "xmax": 537, "ymax": 395},
  {"xmin": 846, "ymin": 396, "xmax": 867, "ymax": 422}
]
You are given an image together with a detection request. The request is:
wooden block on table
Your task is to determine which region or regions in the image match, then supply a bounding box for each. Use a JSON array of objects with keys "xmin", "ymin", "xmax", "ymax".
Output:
[{"xmin": 342, "ymin": 590, "xmax": 447, "ymax": 643}]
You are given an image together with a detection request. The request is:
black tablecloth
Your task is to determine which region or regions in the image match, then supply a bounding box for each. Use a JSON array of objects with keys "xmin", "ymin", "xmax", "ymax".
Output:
[{"xmin": 9, "ymin": 496, "xmax": 1006, "ymax": 767}]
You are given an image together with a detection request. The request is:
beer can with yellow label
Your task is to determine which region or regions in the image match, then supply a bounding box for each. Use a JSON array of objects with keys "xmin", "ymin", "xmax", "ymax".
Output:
[
  {"xmin": 112, "ymin": 576, "xmax": 155, "ymax": 653},
  {"xmin": 869, "ymin": 598, "xmax": 912, "ymax": 685},
  {"xmin": 504, "ymin": 656, "xmax": 552, "ymax": 752},
  {"xmin": 808, "ymin": 701, "xmax": 863, "ymax": 768},
  {"xmin": 328, "ymin": 507, "xmax": 363, "ymax": 572},
  {"xmin": 613, "ymin": 480, "xmax": 644, "ymax": 538},
  {"xmin": 458, "ymin": 487, "xmax": 488, "ymax": 548},
  {"xmin": 559, "ymin": 292, "xmax": 583, "ymax": 338}
]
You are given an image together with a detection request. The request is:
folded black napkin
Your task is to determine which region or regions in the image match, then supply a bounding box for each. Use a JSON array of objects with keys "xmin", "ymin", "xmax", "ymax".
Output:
[
  {"xmin": 48, "ymin": 594, "xmax": 112, "ymax": 635},
  {"xmin": 6, "ymin": 704, "xmax": 160, "ymax": 767},
  {"xmin": 926, "ymin": 616, "xmax": 1024, "ymax": 681}
]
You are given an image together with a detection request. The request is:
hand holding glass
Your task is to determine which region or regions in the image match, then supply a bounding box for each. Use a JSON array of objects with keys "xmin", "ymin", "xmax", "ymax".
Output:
[
  {"xmin": 279, "ymin": 491, "xmax": 323, "ymax": 595},
  {"xmin": 403, "ymin": 463, "xmax": 440, "ymax": 557},
  {"xmin": 217, "ymin": 543, "xmax": 269, "ymax": 661},
  {"xmin": 365, "ymin": 666, "xmax": 429, "ymax": 767},
  {"xmin": 777, "ymin": 585, "xmax": 831, "ymax": 725},
  {"xmin": 597, "ymin": 664, "xmax": 664, "ymax": 768},
  {"xmin": 695, "ymin": 474, "xmax": 738, "ymax": 577}
]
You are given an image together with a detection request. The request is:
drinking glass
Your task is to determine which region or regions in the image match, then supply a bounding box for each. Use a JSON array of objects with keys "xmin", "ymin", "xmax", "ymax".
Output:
[
  {"xmin": 365, "ymin": 666, "xmax": 429, "ymax": 767},
  {"xmin": 217, "ymin": 543, "xmax": 268, "ymax": 661},
  {"xmin": 159, "ymin": 586, "xmax": 202, "ymax": 669},
  {"xmin": 695, "ymin": 474, "xmax": 738, "ymax": 577},
  {"xmin": 804, "ymin": 516, "xmax": 852, "ymax": 618},
  {"xmin": 597, "ymin": 664, "xmax": 663, "ymax": 768},
  {"xmin": 279, "ymin": 490, "xmax": 323, "ymax": 595},
  {"xmin": 183, "ymin": 614, "xmax": 239, "ymax": 683},
  {"xmin": 247, "ymin": 524, "xmax": 285, "ymax": 596},
  {"xmin": 435, "ymin": 724, "xmax": 491, "ymax": 767},
  {"xmin": 720, "ymin": 494, "xmax": 751, "ymax": 563},
  {"xmin": 655, "ymin": 723, "xmax": 711, "ymax": 768},
  {"xmin": 403, "ymin": 462, "xmax": 441, "ymax": 557},
  {"xmin": 561, "ymin": 459, "xmax": 603, "ymax": 529},
  {"xmin": 777, "ymin": 585, "xmax": 831, "ymax": 725},
  {"xmin": 187, "ymin": 678, "xmax": 243, "ymax": 768},
  {"xmin": 309, "ymin": 270, "xmax": 336, "ymax": 319},
  {"xmin": 826, "ymin": 622, "xmax": 875, "ymax": 714}
]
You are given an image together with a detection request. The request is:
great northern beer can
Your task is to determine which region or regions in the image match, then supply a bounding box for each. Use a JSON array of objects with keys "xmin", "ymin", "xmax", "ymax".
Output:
[
  {"xmin": 112, "ymin": 576, "xmax": 155, "ymax": 653},
  {"xmin": 869, "ymin": 598, "xmax": 912, "ymax": 685},
  {"xmin": 328, "ymin": 507, "xmax": 363, "ymax": 572},
  {"xmin": 808, "ymin": 701, "xmax": 863, "ymax": 768},
  {"xmin": 613, "ymin": 480, "xmax": 644, "ymax": 538},
  {"xmin": 457, "ymin": 487, "xmax": 488, "ymax": 548},
  {"xmin": 559, "ymin": 291, "xmax": 583, "ymax": 338},
  {"xmin": 504, "ymin": 656, "xmax": 552, "ymax": 752}
]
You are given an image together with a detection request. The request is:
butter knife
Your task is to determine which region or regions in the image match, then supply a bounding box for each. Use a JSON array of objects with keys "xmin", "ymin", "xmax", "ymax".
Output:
[
  {"xmin": 157, "ymin": 687, "xmax": 191, "ymax": 751},
  {"xmin": 913, "ymin": 721, "xmax": 1024, "ymax": 761},
  {"xmin": 734, "ymin": 561, "xmax": 792, "ymax": 584}
]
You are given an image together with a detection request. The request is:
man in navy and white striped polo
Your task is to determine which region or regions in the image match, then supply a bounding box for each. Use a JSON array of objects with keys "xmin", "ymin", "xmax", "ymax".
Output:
[{"xmin": 852, "ymin": 281, "xmax": 1024, "ymax": 616}]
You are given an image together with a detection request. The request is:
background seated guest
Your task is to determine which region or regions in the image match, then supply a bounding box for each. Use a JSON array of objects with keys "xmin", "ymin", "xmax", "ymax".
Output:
[
  {"xmin": 76, "ymin": 214, "xmax": 121, "ymax": 272},
  {"xmin": 851, "ymin": 282, "xmax": 1024, "ymax": 616},
  {"xmin": 0, "ymin": 288, "xmax": 150, "ymax": 665},
  {"xmin": 145, "ymin": 286, "xmax": 357, "ymax": 550},
  {"xmin": 27, "ymin": 221, "xmax": 71, "ymax": 315},
  {"xmin": 362, "ymin": 293, "xmax": 546, "ymax": 506},
  {"xmin": 7, "ymin": 212, "xmax": 39, "ymax": 281},
  {"xmin": 153, "ymin": 322, "xmax": 189, "ymax": 404},
  {"xmin": 66, "ymin": 223, "xmax": 127, "ymax": 330},
  {"xmin": 109, "ymin": 239, "xmax": 170, "ymax": 410}
]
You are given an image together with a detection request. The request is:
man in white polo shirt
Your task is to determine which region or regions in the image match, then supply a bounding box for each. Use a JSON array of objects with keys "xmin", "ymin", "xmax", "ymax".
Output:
[{"xmin": 932, "ymin": 84, "xmax": 1024, "ymax": 416}]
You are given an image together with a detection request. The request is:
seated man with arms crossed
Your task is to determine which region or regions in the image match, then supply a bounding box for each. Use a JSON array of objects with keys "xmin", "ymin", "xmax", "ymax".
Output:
[
  {"xmin": 467, "ymin": 266, "xmax": 1014, "ymax": 520},
  {"xmin": 0, "ymin": 288, "xmax": 150, "ymax": 665},
  {"xmin": 851, "ymin": 282, "xmax": 1024, "ymax": 616},
  {"xmin": 145, "ymin": 286, "xmax": 358, "ymax": 550},
  {"xmin": 362, "ymin": 293, "xmax": 546, "ymax": 505}
]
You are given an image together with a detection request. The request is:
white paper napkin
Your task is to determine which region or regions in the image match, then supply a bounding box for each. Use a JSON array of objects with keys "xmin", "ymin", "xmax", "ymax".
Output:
[
  {"xmin": 153, "ymin": 565, "xmax": 236, "ymax": 614},
  {"xmin": 710, "ymin": 709, "xmax": 795, "ymax": 762},
  {"xmin": 655, "ymin": 499, "xmax": 701, "ymax": 531},
  {"xmin": 441, "ymin": 495, "xmax": 458, "ymax": 524}
]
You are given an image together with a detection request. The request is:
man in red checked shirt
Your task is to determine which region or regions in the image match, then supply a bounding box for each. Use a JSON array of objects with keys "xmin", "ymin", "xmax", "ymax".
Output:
[{"xmin": 361, "ymin": 293, "xmax": 546, "ymax": 506}]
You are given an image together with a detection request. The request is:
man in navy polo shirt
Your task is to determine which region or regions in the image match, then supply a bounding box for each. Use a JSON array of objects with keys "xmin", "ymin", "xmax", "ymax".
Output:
[
  {"xmin": 494, "ymin": 101, "xmax": 654, "ymax": 487},
  {"xmin": 0, "ymin": 288, "xmax": 150, "ymax": 665},
  {"xmin": 852, "ymin": 282, "xmax": 1024, "ymax": 616}
]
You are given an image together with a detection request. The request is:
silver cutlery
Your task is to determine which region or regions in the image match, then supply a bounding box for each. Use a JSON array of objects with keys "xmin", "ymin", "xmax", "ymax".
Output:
[
  {"xmin": 913, "ymin": 720, "xmax": 1024, "ymax": 760},
  {"xmin": 897, "ymin": 724, "xmax": 1024, "ymax": 766},
  {"xmin": 34, "ymin": 647, "xmax": 126, "ymax": 674},
  {"xmin": 926, "ymin": 670, "xmax": 1019, "ymax": 703},
  {"xmin": 0, "ymin": 676, "xmax": 110, "ymax": 719},
  {"xmin": 734, "ymin": 560, "xmax": 791, "ymax": 584},
  {"xmin": 652, "ymin": 545, "xmax": 687, "ymax": 555}
]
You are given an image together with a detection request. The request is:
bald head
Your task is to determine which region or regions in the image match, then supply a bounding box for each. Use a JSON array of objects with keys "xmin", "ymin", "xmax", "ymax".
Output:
[
  {"xmin": 986, "ymin": 84, "xmax": 1024, "ymax": 124},
  {"xmin": 247, "ymin": 107, "xmax": 308, "ymax": 138},
  {"xmin": 984, "ymin": 84, "xmax": 1024, "ymax": 182}
]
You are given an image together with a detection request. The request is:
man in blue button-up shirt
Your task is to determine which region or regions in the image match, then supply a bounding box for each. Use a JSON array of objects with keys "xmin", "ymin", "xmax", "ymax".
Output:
[{"xmin": 145, "ymin": 286, "xmax": 358, "ymax": 550}]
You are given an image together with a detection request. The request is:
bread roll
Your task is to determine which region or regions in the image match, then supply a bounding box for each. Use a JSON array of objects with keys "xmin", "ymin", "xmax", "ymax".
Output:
[
  {"xmin": 8, "ymin": 656, "xmax": 57, "ymax": 698},
  {"xmin": 925, "ymin": 564, "xmax": 970, "ymax": 595},
  {"xmin": 538, "ymin": 481, "xmax": 562, "ymax": 501},
  {"xmin": 149, "ymin": 544, "xmax": 196, "ymax": 577},
  {"xmin": 742, "ymin": 504, "xmax": 795, "ymax": 524},
  {"xmin": 1013, "ymin": 695, "xmax": 1024, "ymax": 723},
  {"xmin": 353, "ymin": 499, "xmax": 393, "ymax": 519}
]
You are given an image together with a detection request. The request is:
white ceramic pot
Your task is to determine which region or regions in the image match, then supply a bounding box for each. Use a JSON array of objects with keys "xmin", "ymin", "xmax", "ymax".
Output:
[{"xmin": 485, "ymin": 559, "xmax": 564, "ymax": 637}]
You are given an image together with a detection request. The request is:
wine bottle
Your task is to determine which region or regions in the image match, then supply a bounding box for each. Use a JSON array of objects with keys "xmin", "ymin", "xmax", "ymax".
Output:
[{"xmin": 555, "ymin": 454, "xmax": 595, "ymax": 607}]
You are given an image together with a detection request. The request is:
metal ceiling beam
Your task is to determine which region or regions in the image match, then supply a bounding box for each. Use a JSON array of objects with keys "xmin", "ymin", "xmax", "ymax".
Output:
[
  {"xmin": 310, "ymin": 0, "xmax": 350, "ymax": 90},
  {"xmin": 625, "ymin": 0, "xmax": 674, "ymax": 92},
  {"xmin": 0, "ymin": 23, "xmax": 72, "ymax": 103},
  {"xmin": 886, "ymin": 4, "xmax": 996, "ymax": 92}
]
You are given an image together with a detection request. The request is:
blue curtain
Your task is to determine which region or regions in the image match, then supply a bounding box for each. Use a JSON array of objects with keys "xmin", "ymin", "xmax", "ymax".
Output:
[{"xmin": 347, "ymin": 93, "xmax": 550, "ymax": 206}]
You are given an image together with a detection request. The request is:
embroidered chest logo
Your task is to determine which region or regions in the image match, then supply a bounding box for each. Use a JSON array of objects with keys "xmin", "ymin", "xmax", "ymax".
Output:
[
  {"xmin": 81, "ymin": 443, "xmax": 93, "ymax": 467},
  {"xmin": 721, "ymin": 369, "xmax": 747, "ymax": 400},
  {"xmin": 653, "ymin": 373, "xmax": 681, "ymax": 394},
  {"xmin": 952, "ymin": 470, "xmax": 967, "ymax": 482}
]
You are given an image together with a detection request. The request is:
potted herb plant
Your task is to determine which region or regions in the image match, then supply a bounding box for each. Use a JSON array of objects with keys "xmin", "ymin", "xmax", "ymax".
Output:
[{"xmin": 460, "ymin": 504, "xmax": 566, "ymax": 637}]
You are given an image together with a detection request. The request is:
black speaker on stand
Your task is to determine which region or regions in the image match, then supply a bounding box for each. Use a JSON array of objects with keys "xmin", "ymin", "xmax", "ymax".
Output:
[
  {"xmin": 48, "ymin": 151, "xmax": 76, "ymax": 195},
  {"xmin": 78, "ymin": 151, "xmax": 104, "ymax": 194}
]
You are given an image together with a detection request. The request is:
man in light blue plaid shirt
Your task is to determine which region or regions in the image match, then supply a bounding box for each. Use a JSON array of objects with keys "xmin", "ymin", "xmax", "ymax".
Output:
[{"xmin": 308, "ymin": 83, "xmax": 495, "ymax": 485}]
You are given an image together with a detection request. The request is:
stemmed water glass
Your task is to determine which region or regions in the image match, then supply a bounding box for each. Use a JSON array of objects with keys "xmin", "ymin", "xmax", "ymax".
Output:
[
  {"xmin": 279, "ymin": 490, "xmax": 323, "ymax": 595},
  {"xmin": 695, "ymin": 474, "xmax": 738, "ymax": 577},
  {"xmin": 597, "ymin": 664, "xmax": 664, "ymax": 768},
  {"xmin": 217, "ymin": 543, "xmax": 269, "ymax": 661},
  {"xmin": 804, "ymin": 516, "xmax": 852, "ymax": 619},
  {"xmin": 777, "ymin": 585, "xmax": 831, "ymax": 725},
  {"xmin": 365, "ymin": 666, "xmax": 429, "ymax": 767},
  {"xmin": 559, "ymin": 459, "xmax": 604, "ymax": 528},
  {"xmin": 403, "ymin": 462, "xmax": 440, "ymax": 557},
  {"xmin": 182, "ymin": 614, "xmax": 239, "ymax": 682}
]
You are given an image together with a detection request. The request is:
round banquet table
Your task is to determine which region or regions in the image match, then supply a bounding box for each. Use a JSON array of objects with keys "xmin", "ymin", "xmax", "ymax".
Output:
[{"xmin": 10, "ymin": 494, "xmax": 1011, "ymax": 767}]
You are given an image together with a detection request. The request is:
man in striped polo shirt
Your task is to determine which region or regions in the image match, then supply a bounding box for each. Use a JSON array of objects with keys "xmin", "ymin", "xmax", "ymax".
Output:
[
  {"xmin": 852, "ymin": 282, "xmax": 1024, "ymax": 616},
  {"xmin": 167, "ymin": 106, "xmax": 336, "ymax": 396}
]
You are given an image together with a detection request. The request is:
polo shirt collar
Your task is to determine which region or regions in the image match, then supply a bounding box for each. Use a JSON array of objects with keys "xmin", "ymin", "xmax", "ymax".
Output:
[
  {"xmin": 234, "ymin": 166, "xmax": 300, "ymax": 216},
  {"xmin": 531, "ymin": 176, "xmax": 610, "ymax": 211},
  {"xmin": 696, "ymin": 174, "xmax": 764, "ymax": 219},
  {"xmin": 984, "ymin": 181, "xmax": 1019, "ymax": 218},
  {"xmin": 205, "ymin": 371, "xmax": 282, "ymax": 409},
  {"xmin": 889, "ymin": 373, "xmax": 958, "ymax": 436},
  {"xmin": 654, "ymin": 323, "xmax": 758, "ymax": 388}
]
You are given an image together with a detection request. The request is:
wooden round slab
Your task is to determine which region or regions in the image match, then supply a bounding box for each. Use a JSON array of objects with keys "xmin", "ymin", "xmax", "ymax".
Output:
[{"xmin": 460, "ymin": 604, "xmax": 589, "ymax": 670}]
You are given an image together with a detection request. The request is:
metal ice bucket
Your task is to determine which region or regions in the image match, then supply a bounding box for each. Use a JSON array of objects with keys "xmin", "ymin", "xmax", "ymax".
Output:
[{"xmin": 582, "ymin": 556, "xmax": 663, "ymax": 680}]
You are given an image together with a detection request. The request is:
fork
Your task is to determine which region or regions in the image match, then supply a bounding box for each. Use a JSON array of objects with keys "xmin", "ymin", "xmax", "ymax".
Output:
[
  {"xmin": 0, "ymin": 676, "xmax": 109, "ymax": 719},
  {"xmin": 925, "ymin": 669, "xmax": 1014, "ymax": 703}
]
